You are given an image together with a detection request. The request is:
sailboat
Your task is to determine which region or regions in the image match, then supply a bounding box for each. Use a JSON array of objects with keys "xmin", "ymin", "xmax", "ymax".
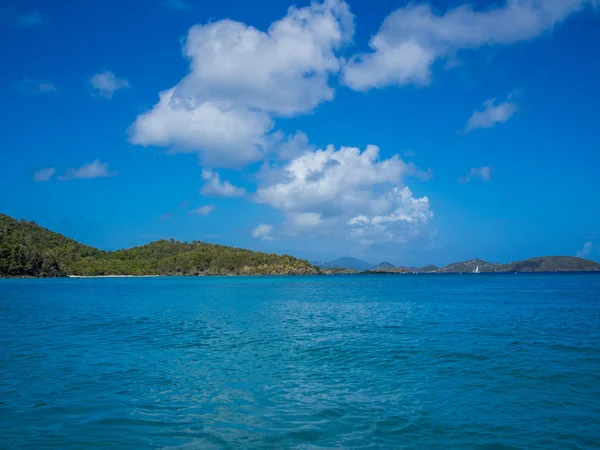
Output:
[{"xmin": 473, "ymin": 264, "xmax": 480, "ymax": 274}]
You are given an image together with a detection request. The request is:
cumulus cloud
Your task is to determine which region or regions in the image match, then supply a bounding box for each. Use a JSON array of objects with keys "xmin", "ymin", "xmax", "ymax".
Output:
[
  {"xmin": 131, "ymin": 89, "xmax": 272, "ymax": 167},
  {"xmin": 576, "ymin": 242, "xmax": 593, "ymax": 258},
  {"xmin": 272, "ymin": 131, "xmax": 314, "ymax": 161},
  {"xmin": 17, "ymin": 78, "xmax": 57, "ymax": 94},
  {"xmin": 130, "ymin": 0, "xmax": 354, "ymax": 168},
  {"xmin": 342, "ymin": 0, "xmax": 595, "ymax": 90},
  {"xmin": 459, "ymin": 166, "xmax": 493, "ymax": 183},
  {"xmin": 464, "ymin": 99, "xmax": 518, "ymax": 133},
  {"xmin": 252, "ymin": 224, "xmax": 276, "ymax": 241},
  {"xmin": 90, "ymin": 71, "xmax": 130, "ymax": 99},
  {"xmin": 191, "ymin": 205, "xmax": 215, "ymax": 215},
  {"xmin": 200, "ymin": 169, "xmax": 245, "ymax": 197},
  {"xmin": 255, "ymin": 144, "xmax": 433, "ymax": 244},
  {"xmin": 59, "ymin": 160, "xmax": 116, "ymax": 180},
  {"xmin": 32, "ymin": 167, "xmax": 55, "ymax": 182}
]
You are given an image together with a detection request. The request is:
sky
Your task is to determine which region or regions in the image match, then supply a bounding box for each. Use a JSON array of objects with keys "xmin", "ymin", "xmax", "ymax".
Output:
[{"xmin": 1, "ymin": 0, "xmax": 599, "ymax": 266}]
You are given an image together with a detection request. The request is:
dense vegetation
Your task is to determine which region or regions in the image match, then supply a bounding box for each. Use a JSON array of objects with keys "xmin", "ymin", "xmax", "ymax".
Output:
[
  {"xmin": 0, "ymin": 214, "xmax": 318, "ymax": 277},
  {"xmin": 3, "ymin": 213, "xmax": 598, "ymax": 277},
  {"xmin": 0, "ymin": 214, "xmax": 103, "ymax": 277}
]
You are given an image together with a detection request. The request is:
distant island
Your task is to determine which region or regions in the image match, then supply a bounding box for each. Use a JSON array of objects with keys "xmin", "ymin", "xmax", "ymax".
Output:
[
  {"xmin": 0, "ymin": 214, "xmax": 317, "ymax": 277},
  {"xmin": 314, "ymin": 256, "xmax": 600, "ymax": 274},
  {"xmin": 2, "ymin": 213, "xmax": 599, "ymax": 278}
]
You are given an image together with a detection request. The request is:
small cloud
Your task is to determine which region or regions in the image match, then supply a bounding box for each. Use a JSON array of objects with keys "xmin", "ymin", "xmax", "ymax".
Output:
[
  {"xmin": 33, "ymin": 167, "xmax": 55, "ymax": 182},
  {"xmin": 179, "ymin": 200, "xmax": 189, "ymax": 208},
  {"xmin": 201, "ymin": 169, "xmax": 245, "ymax": 197},
  {"xmin": 463, "ymin": 98, "xmax": 518, "ymax": 133},
  {"xmin": 191, "ymin": 205, "xmax": 215, "ymax": 216},
  {"xmin": 59, "ymin": 160, "xmax": 116, "ymax": 180},
  {"xmin": 252, "ymin": 224, "xmax": 276, "ymax": 241},
  {"xmin": 159, "ymin": 213, "xmax": 173, "ymax": 221},
  {"xmin": 90, "ymin": 71, "xmax": 130, "ymax": 99},
  {"xmin": 163, "ymin": 0, "xmax": 192, "ymax": 10},
  {"xmin": 459, "ymin": 166, "xmax": 493, "ymax": 183},
  {"xmin": 576, "ymin": 242, "xmax": 593, "ymax": 258},
  {"xmin": 444, "ymin": 57, "xmax": 464, "ymax": 70},
  {"xmin": 402, "ymin": 150, "xmax": 416, "ymax": 158},
  {"xmin": 16, "ymin": 77, "xmax": 57, "ymax": 94},
  {"xmin": 16, "ymin": 10, "xmax": 42, "ymax": 28}
]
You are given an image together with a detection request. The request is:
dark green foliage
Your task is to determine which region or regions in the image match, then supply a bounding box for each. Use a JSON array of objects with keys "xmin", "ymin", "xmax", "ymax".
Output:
[
  {"xmin": 0, "ymin": 214, "xmax": 102, "ymax": 277},
  {"xmin": 0, "ymin": 213, "xmax": 318, "ymax": 277}
]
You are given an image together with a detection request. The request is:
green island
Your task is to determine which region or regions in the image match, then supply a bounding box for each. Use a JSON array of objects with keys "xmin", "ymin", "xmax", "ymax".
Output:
[
  {"xmin": 2, "ymin": 213, "xmax": 599, "ymax": 278},
  {"xmin": 0, "ymin": 214, "xmax": 317, "ymax": 277}
]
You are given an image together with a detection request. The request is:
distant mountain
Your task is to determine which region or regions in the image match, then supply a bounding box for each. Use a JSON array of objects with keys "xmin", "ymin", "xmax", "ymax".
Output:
[
  {"xmin": 313, "ymin": 257, "xmax": 373, "ymax": 271},
  {"xmin": 438, "ymin": 257, "xmax": 600, "ymax": 273},
  {"xmin": 0, "ymin": 213, "xmax": 318, "ymax": 277},
  {"xmin": 373, "ymin": 261, "xmax": 395, "ymax": 270}
]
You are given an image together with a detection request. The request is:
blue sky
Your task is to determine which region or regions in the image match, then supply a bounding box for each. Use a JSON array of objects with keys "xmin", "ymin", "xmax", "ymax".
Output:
[{"xmin": 1, "ymin": 0, "xmax": 599, "ymax": 266}]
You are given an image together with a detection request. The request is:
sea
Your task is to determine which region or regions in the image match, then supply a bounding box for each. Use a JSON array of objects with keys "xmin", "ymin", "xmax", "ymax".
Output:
[{"xmin": 1, "ymin": 274, "xmax": 599, "ymax": 449}]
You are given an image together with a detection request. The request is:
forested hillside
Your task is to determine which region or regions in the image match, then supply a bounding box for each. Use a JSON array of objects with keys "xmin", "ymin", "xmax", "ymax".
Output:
[{"xmin": 0, "ymin": 214, "xmax": 318, "ymax": 277}]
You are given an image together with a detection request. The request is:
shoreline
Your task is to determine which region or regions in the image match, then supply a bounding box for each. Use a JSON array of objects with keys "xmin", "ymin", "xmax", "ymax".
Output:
[
  {"xmin": 67, "ymin": 275, "xmax": 160, "ymax": 278},
  {"xmin": 3, "ymin": 271, "xmax": 600, "ymax": 280}
]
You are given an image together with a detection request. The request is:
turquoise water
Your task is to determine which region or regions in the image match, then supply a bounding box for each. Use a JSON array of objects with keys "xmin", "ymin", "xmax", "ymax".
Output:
[{"xmin": 1, "ymin": 275, "xmax": 599, "ymax": 449}]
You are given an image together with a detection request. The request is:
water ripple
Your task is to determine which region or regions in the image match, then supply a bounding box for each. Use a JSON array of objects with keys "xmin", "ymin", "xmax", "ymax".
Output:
[{"xmin": 1, "ymin": 275, "xmax": 599, "ymax": 448}]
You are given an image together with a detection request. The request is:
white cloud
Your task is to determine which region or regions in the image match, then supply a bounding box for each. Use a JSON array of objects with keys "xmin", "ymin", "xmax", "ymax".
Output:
[
  {"xmin": 255, "ymin": 144, "xmax": 433, "ymax": 244},
  {"xmin": 576, "ymin": 242, "xmax": 593, "ymax": 258},
  {"xmin": 59, "ymin": 160, "xmax": 116, "ymax": 180},
  {"xmin": 191, "ymin": 205, "xmax": 216, "ymax": 215},
  {"xmin": 200, "ymin": 169, "xmax": 245, "ymax": 197},
  {"xmin": 130, "ymin": 89, "xmax": 272, "ymax": 167},
  {"xmin": 33, "ymin": 167, "xmax": 55, "ymax": 182},
  {"xmin": 346, "ymin": 187, "xmax": 433, "ymax": 245},
  {"xmin": 90, "ymin": 71, "xmax": 130, "ymax": 99},
  {"xmin": 286, "ymin": 212, "xmax": 324, "ymax": 231},
  {"xmin": 177, "ymin": 0, "xmax": 353, "ymax": 116},
  {"xmin": 252, "ymin": 224, "xmax": 276, "ymax": 241},
  {"xmin": 459, "ymin": 166, "xmax": 493, "ymax": 183},
  {"xmin": 17, "ymin": 78, "xmax": 57, "ymax": 94},
  {"xmin": 464, "ymin": 99, "xmax": 518, "ymax": 133},
  {"xmin": 16, "ymin": 10, "xmax": 42, "ymax": 28},
  {"xmin": 272, "ymin": 131, "xmax": 314, "ymax": 161},
  {"xmin": 130, "ymin": 0, "xmax": 354, "ymax": 167},
  {"xmin": 342, "ymin": 0, "xmax": 595, "ymax": 90}
]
